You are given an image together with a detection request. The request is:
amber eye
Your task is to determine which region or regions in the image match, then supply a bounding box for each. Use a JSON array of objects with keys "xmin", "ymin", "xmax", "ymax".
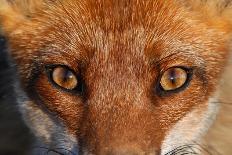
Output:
[
  {"xmin": 48, "ymin": 66, "xmax": 78, "ymax": 91},
  {"xmin": 160, "ymin": 67, "xmax": 190, "ymax": 92}
]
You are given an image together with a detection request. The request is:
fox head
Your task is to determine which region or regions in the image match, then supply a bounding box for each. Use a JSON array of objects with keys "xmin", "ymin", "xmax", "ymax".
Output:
[{"xmin": 0, "ymin": 0, "xmax": 232, "ymax": 154}]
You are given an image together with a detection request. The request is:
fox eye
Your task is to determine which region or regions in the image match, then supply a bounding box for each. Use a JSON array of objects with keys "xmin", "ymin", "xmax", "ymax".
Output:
[
  {"xmin": 159, "ymin": 67, "xmax": 191, "ymax": 92},
  {"xmin": 46, "ymin": 65, "xmax": 79, "ymax": 91}
]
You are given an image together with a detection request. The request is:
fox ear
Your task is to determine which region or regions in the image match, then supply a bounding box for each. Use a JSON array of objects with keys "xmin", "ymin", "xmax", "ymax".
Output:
[{"xmin": 0, "ymin": 0, "xmax": 47, "ymax": 34}]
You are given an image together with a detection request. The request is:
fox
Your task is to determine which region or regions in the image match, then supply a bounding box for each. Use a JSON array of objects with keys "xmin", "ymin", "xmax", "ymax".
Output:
[{"xmin": 0, "ymin": 0, "xmax": 232, "ymax": 154}]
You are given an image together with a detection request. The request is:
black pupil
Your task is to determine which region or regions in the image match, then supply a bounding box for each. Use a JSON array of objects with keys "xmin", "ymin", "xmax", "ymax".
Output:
[
  {"xmin": 169, "ymin": 69, "xmax": 176, "ymax": 84},
  {"xmin": 63, "ymin": 70, "xmax": 73, "ymax": 82}
]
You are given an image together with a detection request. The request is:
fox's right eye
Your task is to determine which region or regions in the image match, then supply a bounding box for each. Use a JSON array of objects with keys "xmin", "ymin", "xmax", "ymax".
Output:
[
  {"xmin": 46, "ymin": 65, "xmax": 82, "ymax": 92},
  {"xmin": 158, "ymin": 67, "xmax": 193, "ymax": 94}
]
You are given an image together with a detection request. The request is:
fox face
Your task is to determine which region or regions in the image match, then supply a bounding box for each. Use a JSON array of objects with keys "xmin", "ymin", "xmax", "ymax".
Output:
[{"xmin": 0, "ymin": 0, "xmax": 232, "ymax": 154}]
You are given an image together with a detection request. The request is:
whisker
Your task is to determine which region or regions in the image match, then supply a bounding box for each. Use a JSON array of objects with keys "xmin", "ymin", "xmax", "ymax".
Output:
[
  {"xmin": 211, "ymin": 101, "xmax": 232, "ymax": 106},
  {"xmin": 165, "ymin": 145, "xmax": 197, "ymax": 155},
  {"xmin": 191, "ymin": 142, "xmax": 213, "ymax": 155},
  {"xmin": 52, "ymin": 147, "xmax": 77, "ymax": 155},
  {"xmin": 32, "ymin": 146, "xmax": 77, "ymax": 155},
  {"xmin": 164, "ymin": 143, "xmax": 217, "ymax": 155},
  {"xmin": 46, "ymin": 148, "xmax": 65, "ymax": 155}
]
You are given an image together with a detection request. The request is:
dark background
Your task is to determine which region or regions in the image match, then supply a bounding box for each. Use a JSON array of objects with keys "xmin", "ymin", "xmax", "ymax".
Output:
[{"xmin": 0, "ymin": 36, "xmax": 32, "ymax": 155}]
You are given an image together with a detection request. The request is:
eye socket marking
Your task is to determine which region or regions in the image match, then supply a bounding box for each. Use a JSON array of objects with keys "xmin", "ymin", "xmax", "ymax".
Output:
[
  {"xmin": 158, "ymin": 67, "xmax": 192, "ymax": 94},
  {"xmin": 46, "ymin": 65, "xmax": 83, "ymax": 92}
]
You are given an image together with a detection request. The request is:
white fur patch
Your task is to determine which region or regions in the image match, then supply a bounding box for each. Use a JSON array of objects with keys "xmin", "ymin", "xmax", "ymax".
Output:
[
  {"xmin": 20, "ymin": 101, "xmax": 78, "ymax": 154},
  {"xmin": 161, "ymin": 97, "xmax": 219, "ymax": 155},
  {"xmin": 14, "ymin": 82, "xmax": 78, "ymax": 154}
]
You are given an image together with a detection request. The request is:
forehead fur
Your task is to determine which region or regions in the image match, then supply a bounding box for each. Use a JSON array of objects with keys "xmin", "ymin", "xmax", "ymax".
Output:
[
  {"xmin": 1, "ymin": 0, "xmax": 232, "ymax": 33},
  {"xmin": 0, "ymin": 0, "xmax": 231, "ymax": 83},
  {"xmin": 1, "ymin": 0, "xmax": 231, "ymax": 50}
]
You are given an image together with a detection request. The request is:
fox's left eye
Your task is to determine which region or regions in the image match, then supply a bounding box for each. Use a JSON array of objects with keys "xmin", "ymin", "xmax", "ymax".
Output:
[
  {"xmin": 159, "ymin": 67, "xmax": 191, "ymax": 92},
  {"xmin": 46, "ymin": 65, "xmax": 80, "ymax": 91}
]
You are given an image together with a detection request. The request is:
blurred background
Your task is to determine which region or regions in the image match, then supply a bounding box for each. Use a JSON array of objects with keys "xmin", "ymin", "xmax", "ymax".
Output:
[
  {"xmin": 0, "ymin": 36, "xmax": 33, "ymax": 155},
  {"xmin": 204, "ymin": 56, "xmax": 232, "ymax": 155},
  {"xmin": 0, "ymin": 36, "xmax": 231, "ymax": 155}
]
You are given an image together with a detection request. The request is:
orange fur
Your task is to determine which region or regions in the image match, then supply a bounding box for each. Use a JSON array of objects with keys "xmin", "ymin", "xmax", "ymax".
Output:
[{"xmin": 0, "ymin": 0, "xmax": 231, "ymax": 154}]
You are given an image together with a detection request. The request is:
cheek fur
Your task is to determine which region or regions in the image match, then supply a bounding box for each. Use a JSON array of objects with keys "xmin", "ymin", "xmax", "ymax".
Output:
[
  {"xmin": 20, "ymin": 101, "xmax": 79, "ymax": 153},
  {"xmin": 32, "ymin": 73, "xmax": 85, "ymax": 134},
  {"xmin": 161, "ymin": 96, "xmax": 219, "ymax": 155}
]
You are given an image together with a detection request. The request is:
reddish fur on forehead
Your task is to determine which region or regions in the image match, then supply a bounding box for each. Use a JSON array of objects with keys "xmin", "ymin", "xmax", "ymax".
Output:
[
  {"xmin": 1, "ymin": 0, "xmax": 232, "ymax": 32},
  {"xmin": 0, "ymin": 0, "xmax": 231, "ymax": 154}
]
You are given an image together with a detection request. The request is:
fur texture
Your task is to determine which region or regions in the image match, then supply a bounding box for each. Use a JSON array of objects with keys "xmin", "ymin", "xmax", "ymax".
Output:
[{"xmin": 0, "ymin": 0, "xmax": 232, "ymax": 154}]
